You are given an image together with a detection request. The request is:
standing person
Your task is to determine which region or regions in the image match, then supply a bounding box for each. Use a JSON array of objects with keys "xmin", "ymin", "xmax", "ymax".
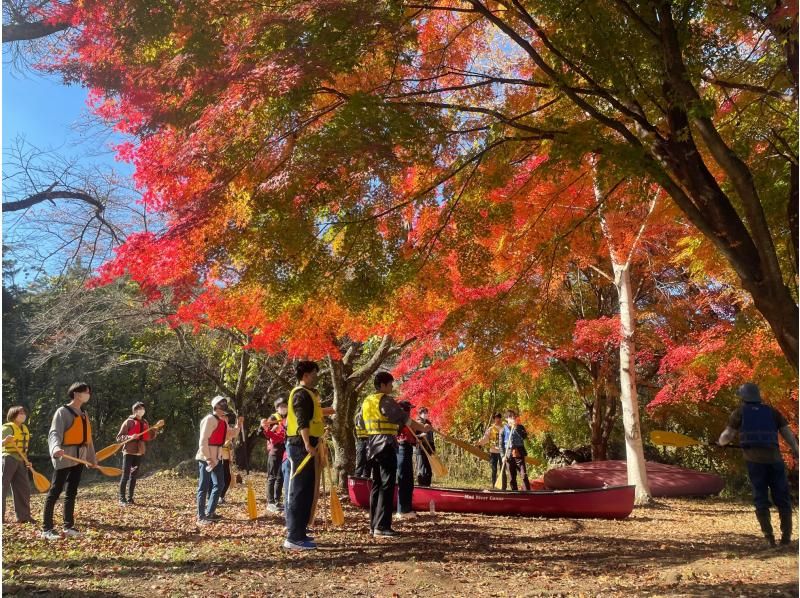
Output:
[
  {"xmin": 41, "ymin": 382, "xmax": 98, "ymax": 540},
  {"xmin": 262, "ymin": 397, "xmax": 288, "ymax": 513},
  {"xmin": 2, "ymin": 406, "xmax": 35, "ymax": 524},
  {"xmin": 395, "ymin": 400, "xmax": 417, "ymax": 519},
  {"xmin": 196, "ymin": 396, "xmax": 242, "ymax": 525},
  {"xmin": 500, "ymin": 410, "xmax": 531, "ymax": 491},
  {"xmin": 116, "ymin": 402, "xmax": 160, "ymax": 506},
  {"xmin": 477, "ymin": 413, "xmax": 504, "ymax": 487},
  {"xmin": 215, "ymin": 411, "xmax": 238, "ymax": 505},
  {"xmin": 414, "ymin": 407, "xmax": 436, "ymax": 487},
  {"xmin": 354, "ymin": 410, "xmax": 369, "ymax": 478},
  {"xmin": 284, "ymin": 361, "xmax": 336, "ymax": 551},
  {"xmin": 719, "ymin": 383, "xmax": 799, "ymax": 547},
  {"xmin": 362, "ymin": 372, "xmax": 431, "ymax": 538}
]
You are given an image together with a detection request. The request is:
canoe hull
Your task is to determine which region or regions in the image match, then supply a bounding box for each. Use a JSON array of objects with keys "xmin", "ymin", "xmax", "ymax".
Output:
[{"xmin": 347, "ymin": 476, "xmax": 634, "ymax": 519}]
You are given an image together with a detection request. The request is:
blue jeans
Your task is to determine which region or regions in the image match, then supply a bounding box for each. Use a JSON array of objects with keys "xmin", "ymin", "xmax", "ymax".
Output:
[
  {"xmin": 746, "ymin": 461, "xmax": 792, "ymax": 511},
  {"xmin": 196, "ymin": 460, "xmax": 223, "ymax": 519},
  {"xmin": 282, "ymin": 458, "xmax": 290, "ymax": 507}
]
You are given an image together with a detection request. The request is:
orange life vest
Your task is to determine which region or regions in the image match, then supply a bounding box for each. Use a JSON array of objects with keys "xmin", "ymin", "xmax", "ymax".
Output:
[{"xmin": 63, "ymin": 406, "xmax": 92, "ymax": 446}]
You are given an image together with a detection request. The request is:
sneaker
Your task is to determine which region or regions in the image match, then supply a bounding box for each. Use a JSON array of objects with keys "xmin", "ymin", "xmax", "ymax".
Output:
[
  {"xmin": 374, "ymin": 528, "xmax": 399, "ymax": 537},
  {"xmin": 119, "ymin": 499, "xmax": 128, "ymax": 506},
  {"xmin": 127, "ymin": 498, "xmax": 136, "ymax": 506},
  {"xmin": 62, "ymin": 527, "xmax": 81, "ymax": 537},
  {"xmin": 218, "ymin": 497, "xmax": 226, "ymax": 505},
  {"xmin": 267, "ymin": 503, "xmax": 281, "ymax": 514},
  {"xmin": 205, "ymin": 513, "xmax": 223, "ymax": 521},
  {"xmin": 397, "ymin": 511, "xmax": 417, "ymax": 519},
  {"xmin": 196, "ymin": 518, "xmax": 212, "ymax": 526},
  {"xmin": 41, "ymin": 529, "xmax": 61, "ymax": 540},
  {"xmin": 283, "ymin": 538, "xmax": 317, "ymax": 550},
  {"xmin": 18, "ymin": 518, "xmax": 37, "ymax": 525}
]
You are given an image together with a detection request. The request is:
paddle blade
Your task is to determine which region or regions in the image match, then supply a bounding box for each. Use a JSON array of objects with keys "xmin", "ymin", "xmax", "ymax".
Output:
[
  {"xmin": 330, "ymin": 488, "xmax": 345, "ymax": 526},
  {"xmin": 441, "ymin": 434, "xmax": 491, "ymax": 462},
  {"xmin": 95, "ymin": 443, "xmax": 122, "ymax": 463},
  {"xmin": 291, "ymin": 453, "xmax": 313, "ymax": 479},
  {"xmin": 428, "ymin": 452, "xmax": 448, "ymax": 479},
  {"xmin": 650, "ymin": 430, "xmax": 702, "ymax": 448},
  {"xmin": 494, "ymin": 464, "xmax": 505, "ymax": 489},
  {"xmin": 97, "ymin": 465, "xmax": 123, "ymax": 476},
  {"xmin": 525, "ymin": 456, "xmax": 542, "ymax": 466},
  {"xmin": 31, "ymin": 469, "xmax": 51, "ymax": 493},
  {"xmin": 246, "ymin": 480, "xmax": 257, "ymax": 520}
]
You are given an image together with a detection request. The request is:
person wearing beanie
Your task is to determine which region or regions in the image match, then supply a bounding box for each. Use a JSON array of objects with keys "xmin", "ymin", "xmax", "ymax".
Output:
[
  {"xmin": 719, "ymin": 383, "xmax": 799, "ymax": 547},
  {"xmin": 116, "ymin": 402, "xmax": 161, "ymax": 506},
  {"xmin": 261, "ymin": 397, "xmax": 288, "ymax": 513},
  {"xmin": 195, "ymin": 396, "xmax": 242, "ymax": 525}
]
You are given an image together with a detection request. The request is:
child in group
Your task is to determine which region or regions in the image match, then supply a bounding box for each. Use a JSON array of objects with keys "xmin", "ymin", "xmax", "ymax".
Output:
[{"xmin": 116, "ymin": 402, "xmax": 160, "ymax": 506}]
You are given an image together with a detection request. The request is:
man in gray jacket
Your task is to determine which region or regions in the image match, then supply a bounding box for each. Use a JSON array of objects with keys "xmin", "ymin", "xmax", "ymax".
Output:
[{"xmin": 41, "ymin": 382, "xmax": 98, "ymax": 540}]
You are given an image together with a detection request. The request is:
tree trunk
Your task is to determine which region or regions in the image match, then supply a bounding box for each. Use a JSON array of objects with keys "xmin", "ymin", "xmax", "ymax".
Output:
[{"xmin": 614, "ymin": 264, "xmax": 651, "ymax": 504}]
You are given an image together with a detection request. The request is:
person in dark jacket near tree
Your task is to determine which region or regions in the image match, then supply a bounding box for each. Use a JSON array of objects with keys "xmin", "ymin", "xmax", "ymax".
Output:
[
  {"xmin": 116, "ymin": 402, "xmax": 160, "ymax": 506},
  {"xmin": 395, "ymin": 401, "xmax": 417, "ymax": 519},
  {"xmin": 500, "ymin": 409, "xmax": 531, "ymax": 491},
  {"xmin": 414, "ymin": 407, "xmax": 436, "ymax": 487},
  {"xmin": 354, "ymin": 410, "xmax": 369, "ymax": 478},
  {"xmin": 362, "ymin": 372, "xmax": 431, "ymax": 537},
  {"xmin": 719, "ymin": 383, "xmax": 799, "ymax": 547}
]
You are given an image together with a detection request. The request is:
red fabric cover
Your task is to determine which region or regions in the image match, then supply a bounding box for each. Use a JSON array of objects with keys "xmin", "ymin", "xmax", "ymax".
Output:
[{"xmin": 543, "ymin": 460, "xmax": 724, "ymax": 497}]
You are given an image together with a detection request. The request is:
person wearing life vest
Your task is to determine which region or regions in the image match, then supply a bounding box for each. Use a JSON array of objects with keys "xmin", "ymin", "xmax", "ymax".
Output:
[
  {"xmin": 116, "ymin": 402, "xmax": 160, "ymax": 506},
  {"xmin": 195, "ymin": 396, "xmax": 242, "ymax": 525},
  {"xmin": 262, "ymin": 397, "xmax": 288, "ymax": 513},
  {"xmin": 41, "ymin": 382, "xmax": 98, "ymax": 540},
  {"xmin": 477, "ymin": 413, "xmax": 504, "ymax": 486},
  {"xmin": 284, "ymin": 360, "xmax": 336, "ymax": 551},
  {"xmin": 395, "ymin": 401, "xmax": 418, "ymax": 519},
  {"xmin": 500, "ymin": 410, "xmax": 531, "ymax": 491},
  {"xmin": 354, "ymin": 410, "xmax": 369, "ymax": 478},
  {"xmin": 214, "ymin": 410, "xmax": 239, "ymax": 506},
  {"xmin": 2, "ymin": 405, "xmax": 36, "ymax": 524},
  {"xmin": 414, "ymin": 407, "xmax": 436, "ymax": 487},
  {"xmin": 362, "ymin": 372, "xmax": 431, "ymax": 538},
  {"xmin": 719, "ymin": 383, "xmax": 799, "ymax": 547}
]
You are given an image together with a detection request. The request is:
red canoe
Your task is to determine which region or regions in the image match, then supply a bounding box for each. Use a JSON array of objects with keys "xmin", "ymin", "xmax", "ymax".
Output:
[{"xmin": 347, "ymin": 476, "xmax": 634, "ymax": 519}]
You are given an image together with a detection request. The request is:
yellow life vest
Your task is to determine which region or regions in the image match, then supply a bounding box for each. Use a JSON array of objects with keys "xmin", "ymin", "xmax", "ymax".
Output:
[
  {"xmin": 286, "ymin": 386, "xmax": 324, "ymax": 438},
  {"xmin": 63, "ymin": 407, "xmax": 92, "ymax": 446},
  {"xmin": 362, "ymin": 393, "xmax": 399, "ymax": 435},
  {"xmin": 1, "ymin": 422, "xmax": 30, "ymax": 458}
]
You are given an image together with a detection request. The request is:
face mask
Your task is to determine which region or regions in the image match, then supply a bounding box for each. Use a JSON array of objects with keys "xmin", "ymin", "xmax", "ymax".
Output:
[{"xmin": 135, "ymin": 410, "xmax": 145, "ymax": 418}]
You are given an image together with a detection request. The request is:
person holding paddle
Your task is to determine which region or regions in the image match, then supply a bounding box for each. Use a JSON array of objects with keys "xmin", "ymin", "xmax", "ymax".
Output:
[
  {"xmin": 718, "ymin": 383, "xmax": 799, "ymax": 547},
  {"xmin": 414, "ymin": 407, "xmax": 436, "ymax": 487},
  {"xmin": 362, "ymin": 372, "xmax": 431, "ymax": 538},
  {"xmin": 284, "ymin": 360, "xmax": 335, "ymax": 551},
  {"xmin": 477, "ymin": 413, "xmax": 504, "ymax": 487},
  {"xmin": 500, "ymin": 410, "xmax": 531, "ymax": 491},
  {"xmin": 116, "ymin": 402, "xmax": 160, "ymax": 506},
  {"xmin": 2, "ymin": 406, "xmax": 36, "ymax": 524},
  {"xmin": 41, "ymin": 382, "xmax": 99, "ymax": 540},
  {"xmin": 262, "ymin": 398, "xmax": 288, "ymax": 513}
]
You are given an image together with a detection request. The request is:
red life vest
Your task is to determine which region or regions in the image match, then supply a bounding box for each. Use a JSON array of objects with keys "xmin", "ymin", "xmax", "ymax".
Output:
[
  {"xmin": 208, "ymin": 416, "xmax": 227, "ymax": 446},
  {"xmin": 128, "ymin": 418, "xmax": 148, "ymax": 437}
]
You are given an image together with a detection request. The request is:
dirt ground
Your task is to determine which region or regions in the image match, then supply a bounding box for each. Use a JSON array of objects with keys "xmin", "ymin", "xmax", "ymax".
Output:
[{"xmin": 2, "ymin": 472, "xmax": 797, "ymax": 597}]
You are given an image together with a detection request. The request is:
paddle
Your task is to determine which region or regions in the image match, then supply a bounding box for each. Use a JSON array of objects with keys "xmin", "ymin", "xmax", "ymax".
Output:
[
  {"xmin": 59, "ymin": 453, "xmax": 122, "ymax": 476},
  {"xmin": 435, "ymin": 430, "xmax": 491, "ymax": 462},
  {"xmin": 95, "ymin": 420, "xmax": 165, "ymax": 463},
  {"xmin": 418, "ymin": 434, "xmax": 448, "ymax": 478},
  {"xmin": 323, "ymin": 439, "xmax": 344, "ymax": 526},
  {"xmin": 8, "ymin": 439, "xmax": 50, "ymax": 493},
  {"xmin": 242, "ymin": 418, "xmax": 257, "ymax": 520},
  {"xmin": 494, "ymin": 454, "xmax": 508, "ymax": 490},
  {"xmin": 650, "ymin": 430, "xmax": 739, "ymax": 449}
]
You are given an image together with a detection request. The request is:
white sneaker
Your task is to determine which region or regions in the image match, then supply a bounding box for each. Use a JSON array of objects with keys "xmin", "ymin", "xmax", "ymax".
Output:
[
  {"xmin": 397, "ymin": 511, "xmax": 418, "ymax": 519},
  {"xmin": 62, "ymin": 527, "xmax": 81, "ymax": 537},
  {"xmin": 41, "ymin": 529, "xmax": 61, "ymax": 540}
]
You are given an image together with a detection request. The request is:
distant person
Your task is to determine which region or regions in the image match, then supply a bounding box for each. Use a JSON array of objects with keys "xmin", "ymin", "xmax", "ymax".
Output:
[
  {"xmin": 500, "ymin": 410, "xmax": 531, "ymax": 491},
  {"xmin": 477, "ymin": 413, "xmax": 504, "ymax": 486},
  {"xmin": 395, "ymin": 400, "xmax": 417, "ymax": 519},
  {"xmin": 354, "ymin": 410, "xmax": 369, "ymax": 477},
  {"xmin": 262, "ymin": 397, "xmax": 288, "ymax": 513},
  {"xmin": 2, "ymin": 406, "xmax": 36, "ymax": 524},
  {"xmin": 719, "ymin": 383, "xmax": 799, "ymax": 547},
  {"xmin": 414, "ymin": 407, "xmax": 436, "ymax": 487},
  {"xmin": 116, "ymin": 402, "xmax": 161, "ymax": 506}
]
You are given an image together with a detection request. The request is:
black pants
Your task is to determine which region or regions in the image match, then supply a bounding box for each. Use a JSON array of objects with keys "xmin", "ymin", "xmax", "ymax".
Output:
[
  {"xmin": 415, "ymin": 448, "xmax": 432, "ymax": 487},
  {"xmin": 286, "ymin": 441, "xmax": 316, "ymax": 542},
  {"xmin": 507, "ymin": 453, "xmax": 531, "ymax": 491},
  {"xmin": 42, "ymin": 464, "xmax": 83, "ymax": 531},
  {"xmin": 267, "ymin": 447, "xmax": 285, "ymax": 505},
  {"xmin": 489, "ymin": 453, "xmax": 501, "ymax": 486},
  {"xmin": 119, "ymin": 454, "xmax": 142, "ymax": 500},
  {"xmin": 355, "ymin": 438, "xmax": 369, "ymax": 477},
  {"xmin": 397, "ymin": 444, "xmax": 414, "ymax": 514},
  {"xmin": 370, "ymin": 446, "xmax": 397, "ymax": 532}
]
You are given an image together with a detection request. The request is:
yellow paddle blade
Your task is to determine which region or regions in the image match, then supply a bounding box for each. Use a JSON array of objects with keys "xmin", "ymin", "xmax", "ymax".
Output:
[
  {"xmin": 439, "ymin": 433, "xmax": 491, "ymax": 462},
  {"xmin": 97, "ymin": 465, "xmax": 123, "ymax": 477},
  {"xmin": 291, "ymin": 453, "xmax": 313, "ymax": 479},
  {"xmin": 494, "ymin": 460, "xmax": 505, "ymax": 489},
  {"xmin": 246, "ymin": 480, "xmax": 257, "ymax": 520},
  {"xmin": 330, "ymin": 487, "xmax": 345, "ymax": 526},
  {"xmin": 650, "ymin": 430, "xmax": 702, "ymax": 448},
  {"xmin": 31, "ymin": 469, "xmax": 51, "ymax": 493},
  {"xmin": 427, "ymin": 450, "xmax": 449, "ymax": 479},
  {"xmin": 95, "ymin": 443, "xmax": 122, "ymax": 463}
]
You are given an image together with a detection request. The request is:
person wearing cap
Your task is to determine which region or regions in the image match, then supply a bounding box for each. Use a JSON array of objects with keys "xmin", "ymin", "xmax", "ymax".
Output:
[
  {"xmin": 414, "ymin": 407, "xmax": 436, "ymax": 487},
  {"xmin": 115, "ymin": 402, "xmax": 160, "ymax": 506},
  {"xmin": 284, "ymin": 360, "xmax": 336, "ymax": 551},
  {"xmin": 477, "ymin": 413, "xmax": 504, "ymax": 486},
  {"xmin": 2, "ymin": 405, "xmax": 36, "ymax": 524},
  {"xmin": 214, "ymin": 410, "xmax": 239, "ymax": 505},
  {"xmin": 395, "ymin": 400, "xmax": 418, "ymax": 519},
  {"xmin": 361, "ymin": 372, "xmax": 431, "ymax": 538},
  {"xmin": 261, "ymin": 397, "xmax": 288, "ymax": 513},
  {"xmin": 41, "ymin": 382, "xmax": 98, "ymax": 540},
  {"xmin": 354, "ymin": 410, "xmax": 369, "ymax": 478},
  {"xmin": 719, "ymin": 383, "xmax": 799, "ymax": 547},
  {"xmin": 195, "ymin": 396, "xmax": 243, "ymax": 525}
]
